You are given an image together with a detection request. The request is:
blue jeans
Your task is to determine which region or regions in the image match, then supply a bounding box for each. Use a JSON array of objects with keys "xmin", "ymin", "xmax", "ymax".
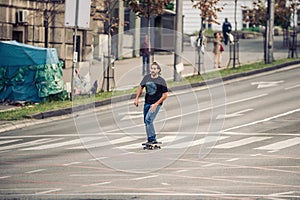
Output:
[
  {"xmin": 143, "ymin": 103, "xmax": 161, "ymax": 142},
  {"xmin": 142, "ymin": 54, "xmax": 150, "ymax": 75}
]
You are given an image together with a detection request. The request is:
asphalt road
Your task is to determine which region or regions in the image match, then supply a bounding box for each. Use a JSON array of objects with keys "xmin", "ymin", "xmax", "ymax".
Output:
[{"xmin": 0, "ymin": 65, "xmax": 299, "ymax": 199}]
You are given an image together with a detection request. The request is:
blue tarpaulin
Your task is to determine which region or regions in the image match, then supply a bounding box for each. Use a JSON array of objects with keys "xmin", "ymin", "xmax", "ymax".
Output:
[
  {"xmin": 0, "ymin": 41, "xmax": 59, "ymax": 67},
  {"xmin": 0, "ymin": 41, "xmax": 64, "ymax": 102}
]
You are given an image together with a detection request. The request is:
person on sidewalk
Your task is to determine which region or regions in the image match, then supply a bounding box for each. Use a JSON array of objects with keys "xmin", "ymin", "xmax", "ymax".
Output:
[
  {"xmin": 222, "ymin": 18, "xmax": 232, "ymax": 45},
  {"xmin": 213, "ymin": 32, "xmax": 224, "ymax": 69},
  {"xmin": 134, "ymin": 62, "xmax": 168, "ymax": 144},
  {"xmin": 140, "ymin": 35, "xmax": 151, "ymax": 76}
]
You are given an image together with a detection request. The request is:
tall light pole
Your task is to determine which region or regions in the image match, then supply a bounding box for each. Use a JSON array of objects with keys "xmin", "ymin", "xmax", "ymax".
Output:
[
  {"xmin": 265, "ymin": 0, "xmax": 274, "ymax": 64},
  {"xmin": 174, "ymin": 0, "xmax": 182, "ymax": 82}
]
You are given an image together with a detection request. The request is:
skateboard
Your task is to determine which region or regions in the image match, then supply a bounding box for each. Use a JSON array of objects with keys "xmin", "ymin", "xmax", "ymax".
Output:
[{"xmin": 142, "ymin": 142, "xmax": 162, "ymax": 150}]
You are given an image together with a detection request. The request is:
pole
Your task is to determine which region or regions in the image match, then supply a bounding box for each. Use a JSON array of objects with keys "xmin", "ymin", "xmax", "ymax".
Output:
[
  {"xmin": 265, "ymin": 0, "xmax": 274, "ymax": 64},
  {"xmin": 70, "ymin": 0, "xmax": 79, "ymax": 101},
  {"xmin": 174, "ymin": 0, "xmax": 182, "ymax": 82},
  {"xmin": 44, "ymin": 0, "xmax": 49, "ymax": 48},
  {"xmin": 233, "ymin": 0, "xmax": 237, "ymax": 68}
]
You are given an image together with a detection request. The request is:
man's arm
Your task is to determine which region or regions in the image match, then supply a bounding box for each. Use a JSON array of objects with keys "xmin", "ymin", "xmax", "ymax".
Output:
[{"xmin": 134, "ymin": 86, "xmax": 143, "ymax": 107}]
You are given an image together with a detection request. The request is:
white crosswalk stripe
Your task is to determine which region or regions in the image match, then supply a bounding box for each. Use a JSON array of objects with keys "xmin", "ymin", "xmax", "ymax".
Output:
[
  {"xmin": 68, "ymin": 136, "xmax": 137, "ymax": 150},
  {"xmin": 0, "ymin": 134, "xmax": 299, "ymax": 152},
  {"xmin": 213, "ymin": 137, "xmax": 272, "ymax": 149},
  {"xmin": 0, "ymin": 138, "xmax": 62, "ymax": 151},
  {"xmin": 165, "ymin": 136, "xmax": 229, "ymax": 149},
  {"xmin": 117, "ymin": 136, "xmax": 185, "ymax": 149},
  {"xmin": 255, "ymin": 137, "xmax": 300, "ymax": 151},
  {"xmin": 0, "ymin": 139, "xmax": 22, "ymax": 145},
  {"xmin": 21, "ymin": 137, "xmax": 96, "ymax": 150}
]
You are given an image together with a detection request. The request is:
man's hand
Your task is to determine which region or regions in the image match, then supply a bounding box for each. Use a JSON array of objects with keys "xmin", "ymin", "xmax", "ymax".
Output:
[
  {"xmin": 134, "ymin": 99, "xmax": 139, "ymax": 107},
  {"xmin": 150, "ymin": 103, "xmax": 158, "ymax": 113}
]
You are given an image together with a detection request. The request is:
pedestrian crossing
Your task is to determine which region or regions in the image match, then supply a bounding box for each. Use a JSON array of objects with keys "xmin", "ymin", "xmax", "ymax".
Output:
[{"xmin": 0, "ymin": 134, "xmax": 299, "ymax": 153}]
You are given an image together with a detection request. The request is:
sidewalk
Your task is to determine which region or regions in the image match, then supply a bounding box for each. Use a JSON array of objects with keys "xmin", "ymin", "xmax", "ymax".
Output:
[{"xmin": 113, "ymin": 35, "xmax": 289, "ymax": 90}]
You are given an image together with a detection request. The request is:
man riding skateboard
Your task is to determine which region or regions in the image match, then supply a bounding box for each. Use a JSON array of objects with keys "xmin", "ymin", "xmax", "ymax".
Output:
[{"xmin": 134, "ymin": 62, "xmax": 168, "ymax": 145}]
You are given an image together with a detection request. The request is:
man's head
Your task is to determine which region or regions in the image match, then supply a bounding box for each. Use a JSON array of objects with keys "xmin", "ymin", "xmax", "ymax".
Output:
[{"xmin": 150, "ymin": 62, "xmax": 161, "ymax": 77}]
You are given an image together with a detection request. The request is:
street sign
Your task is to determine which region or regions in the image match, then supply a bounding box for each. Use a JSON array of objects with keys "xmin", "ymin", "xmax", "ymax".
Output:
[{"xmin": 64, "ymin": 0, "xmax": 91, "ymax": 28}]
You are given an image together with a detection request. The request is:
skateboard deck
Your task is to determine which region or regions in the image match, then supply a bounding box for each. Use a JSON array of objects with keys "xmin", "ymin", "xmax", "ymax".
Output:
[{"xmin": 142, "ymin": 142, "xmax": 162, "ymax": 150}]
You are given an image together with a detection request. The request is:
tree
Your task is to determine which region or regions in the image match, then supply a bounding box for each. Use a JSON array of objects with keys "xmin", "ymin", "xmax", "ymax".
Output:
[
  {"xmin": 242, "ymin": 0, "xmax": 298, "ymax": 28},
  {"xmin": 242, "ymin": 0, "xmax": 299, "ymax": 62},
  {"xmin": 191, "ymin": 0, "xmax": 224, "ymax": 28},
  {"xmin": 191, "ymin": 0, "xmax": 224, "ymax": 74}
]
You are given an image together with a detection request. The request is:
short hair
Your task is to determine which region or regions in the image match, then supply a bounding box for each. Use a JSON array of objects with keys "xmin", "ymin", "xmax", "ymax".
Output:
[{"xmin": 151, "ymin": 62, "xmax": 161, "ymax": 75}]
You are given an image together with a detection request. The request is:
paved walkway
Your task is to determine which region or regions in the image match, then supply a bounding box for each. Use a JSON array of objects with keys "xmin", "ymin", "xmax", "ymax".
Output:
[{"xmin": 112, "ymin": 35, "xmax": 289, "ymax": 90}]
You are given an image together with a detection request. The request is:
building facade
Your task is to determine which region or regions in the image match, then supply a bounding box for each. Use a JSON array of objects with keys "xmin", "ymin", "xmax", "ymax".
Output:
[{"xmin": 0, "ymin": 0, "xmax": 106, "ymax": 72}]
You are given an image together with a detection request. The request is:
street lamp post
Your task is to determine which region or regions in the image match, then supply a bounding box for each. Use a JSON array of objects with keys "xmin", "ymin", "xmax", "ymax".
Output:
[{"xmin": 227, "ymin": 0, "xmax": 240, "ymax": 68}]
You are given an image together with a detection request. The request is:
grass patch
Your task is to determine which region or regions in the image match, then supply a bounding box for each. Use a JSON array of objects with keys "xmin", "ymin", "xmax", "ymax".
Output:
[{"xmin": 1, "ymin": 58, "xmax": 299, "ymax": 121}]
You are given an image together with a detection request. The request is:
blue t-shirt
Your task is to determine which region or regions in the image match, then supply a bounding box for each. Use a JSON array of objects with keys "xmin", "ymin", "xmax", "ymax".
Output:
[{"xmin": 140, "ymin": 74, "xmax": 168, "ymax": 105}]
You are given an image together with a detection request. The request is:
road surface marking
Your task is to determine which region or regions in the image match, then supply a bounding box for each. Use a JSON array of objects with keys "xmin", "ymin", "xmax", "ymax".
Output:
[
  {"xmin": 62, "ymin": 162, "xmax": 82, "ymax": 166},
  {"xmin": 251, "ymin": 81, "xmax": 284, "ymax": 88},
  {"xmin": 223, "ymin": 108, "xmax": 300, "ymax": 132},
  {"xmin": 203, "ymin": 163, "xmax": 218, "ymax": 167},
  {"xmin": 21, "ymin": 137, "xmax": 96, "ymax": 150},
  {"xmin": 285, "ymin": 84, "xmax": 300, "ymax": 90},
  {"xmin": 0, "ymin": 176, "xmax": 10, "ymax": 179},
  {"xmin": 255, "ymin": 137, "xmax": 300, "ymax": 151},
  {"xmin": 26, "ymin": 169, "xmax": 46, "ymax": 174},
  {"xmin": 107, "ymin": 94, "xmax": 268, "ymax": 133},
  {"xmin": 0, "ymin": 139, "xmax": 22, "ymax": 145},
  {"xmin": 82, "ymin": 182, "xmax": 111, "ymax": 187},
  {"xmin": 0, "ymin": 138, "xmax": 61, "ymax": 151},
  {"xmin": 69, "ymin": 136, "xmax": 137, "ymax": 149},
  {"xmin": 118, "ymin": 136, "xmax": 184, "ymax": 149},
  {"xmin": 216, "ymin": 109, "xmax": 253, "ymax": 119},
  {"xmin": 226, "ymin": 158, "xmax": 240, "ymax": 162},
  {"xmin": 213, "ymin": 137, "xmax": 271, "ymax": 149},
  {"xmin": 165, "ymin": 136, "xmax": 229, "ymax": 149},
  {"xmin": 131, "ymin": 175, "xmax": 159, "ymax": 181},
  {"xmin": 175, "ymin": 169, "xmax": 188, "ymax": 173},
  {"xmin": 35, "ymin": 188, "xmax": 62, "ymax": 195}
]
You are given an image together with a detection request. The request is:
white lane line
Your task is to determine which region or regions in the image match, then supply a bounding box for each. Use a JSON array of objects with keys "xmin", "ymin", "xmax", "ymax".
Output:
[
  {"xmin": 255, "ymin": 137, "xmax": 300, "ymax": 151},
  {"xmin": 0, "ymin": 138, "xmax": 62, "ymax": 151},
  {"xmin": 35, "ymin": 188, "xmax": 62, "ymax": 195},
  {"xmin": 118, "ymin": 136, "xmax": 184, "ymax": 149},
  {"xmin": 165, "ymin": 136, "xmax": 229, "ymax": 149},
  {"xmin": 70, "ymin": 136, "xmax": 137, "ymax": 150},
  {"xmin": 62, "ymin": 162, "xmax": 82, "ymax": 166},
  {"xmin": 82, "ymin": 182, "xmax": 111, "ymax": 187},
  {"xmin": 21, "ymin": 137, "xmax": 96, "ymax": 150},
  {"xmin": 175, "ymin": 169, "xmax": 188, "ymax": 173},
  {"xmin": 226, "ymin": 158, "xmax": 240, "ymax": 162},
  {"xmin": 285, "ymin": 84, "xmax": 300, "ymax": 90},
  {"xmin": 0, "ymin": 176, "xmax": 11, "ymax": 179},
  {"xmin": 213, "ymin": 137, "xmax": 271, "ymax": 149},
  {"xmin": 0, "ymin": 139, "xmax": 22, "ymax": 145},
  {"xmin": 26, "ymin": 169, "xmax": 46, "ymax": 174},
  {"xmin": 131, "ymin": 175, "xmax": 159, "ymax": 181},
  {"xmin": 223, "ymin": 108, "xmax": 300, "ymax": 132},
  {"xmin": 203, "ymin": 163, "xmax": 218, "ymax": 167}
]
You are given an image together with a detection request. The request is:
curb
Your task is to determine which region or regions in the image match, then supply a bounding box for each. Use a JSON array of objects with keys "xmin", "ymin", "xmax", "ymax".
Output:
[{"xmin": 29, "ymin": 60, "xmax": 300, "ymax": 119}]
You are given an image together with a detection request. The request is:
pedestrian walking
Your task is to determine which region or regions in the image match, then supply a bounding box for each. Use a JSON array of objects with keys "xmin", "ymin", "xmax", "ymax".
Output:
[
  {"xmin": 213, "ymin": 32, "xmax": 224, "ymax": 69},
  {"xmin": 134, "ymin": 62, "xmax": 168, "ymax": 144},
  {"xmin": 222, "ymin": 18, "xmax": 232, "ymax": 45},
  {"xmin": 140, "ymin": 35, "xmax": 151, "ymax": 76}
]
